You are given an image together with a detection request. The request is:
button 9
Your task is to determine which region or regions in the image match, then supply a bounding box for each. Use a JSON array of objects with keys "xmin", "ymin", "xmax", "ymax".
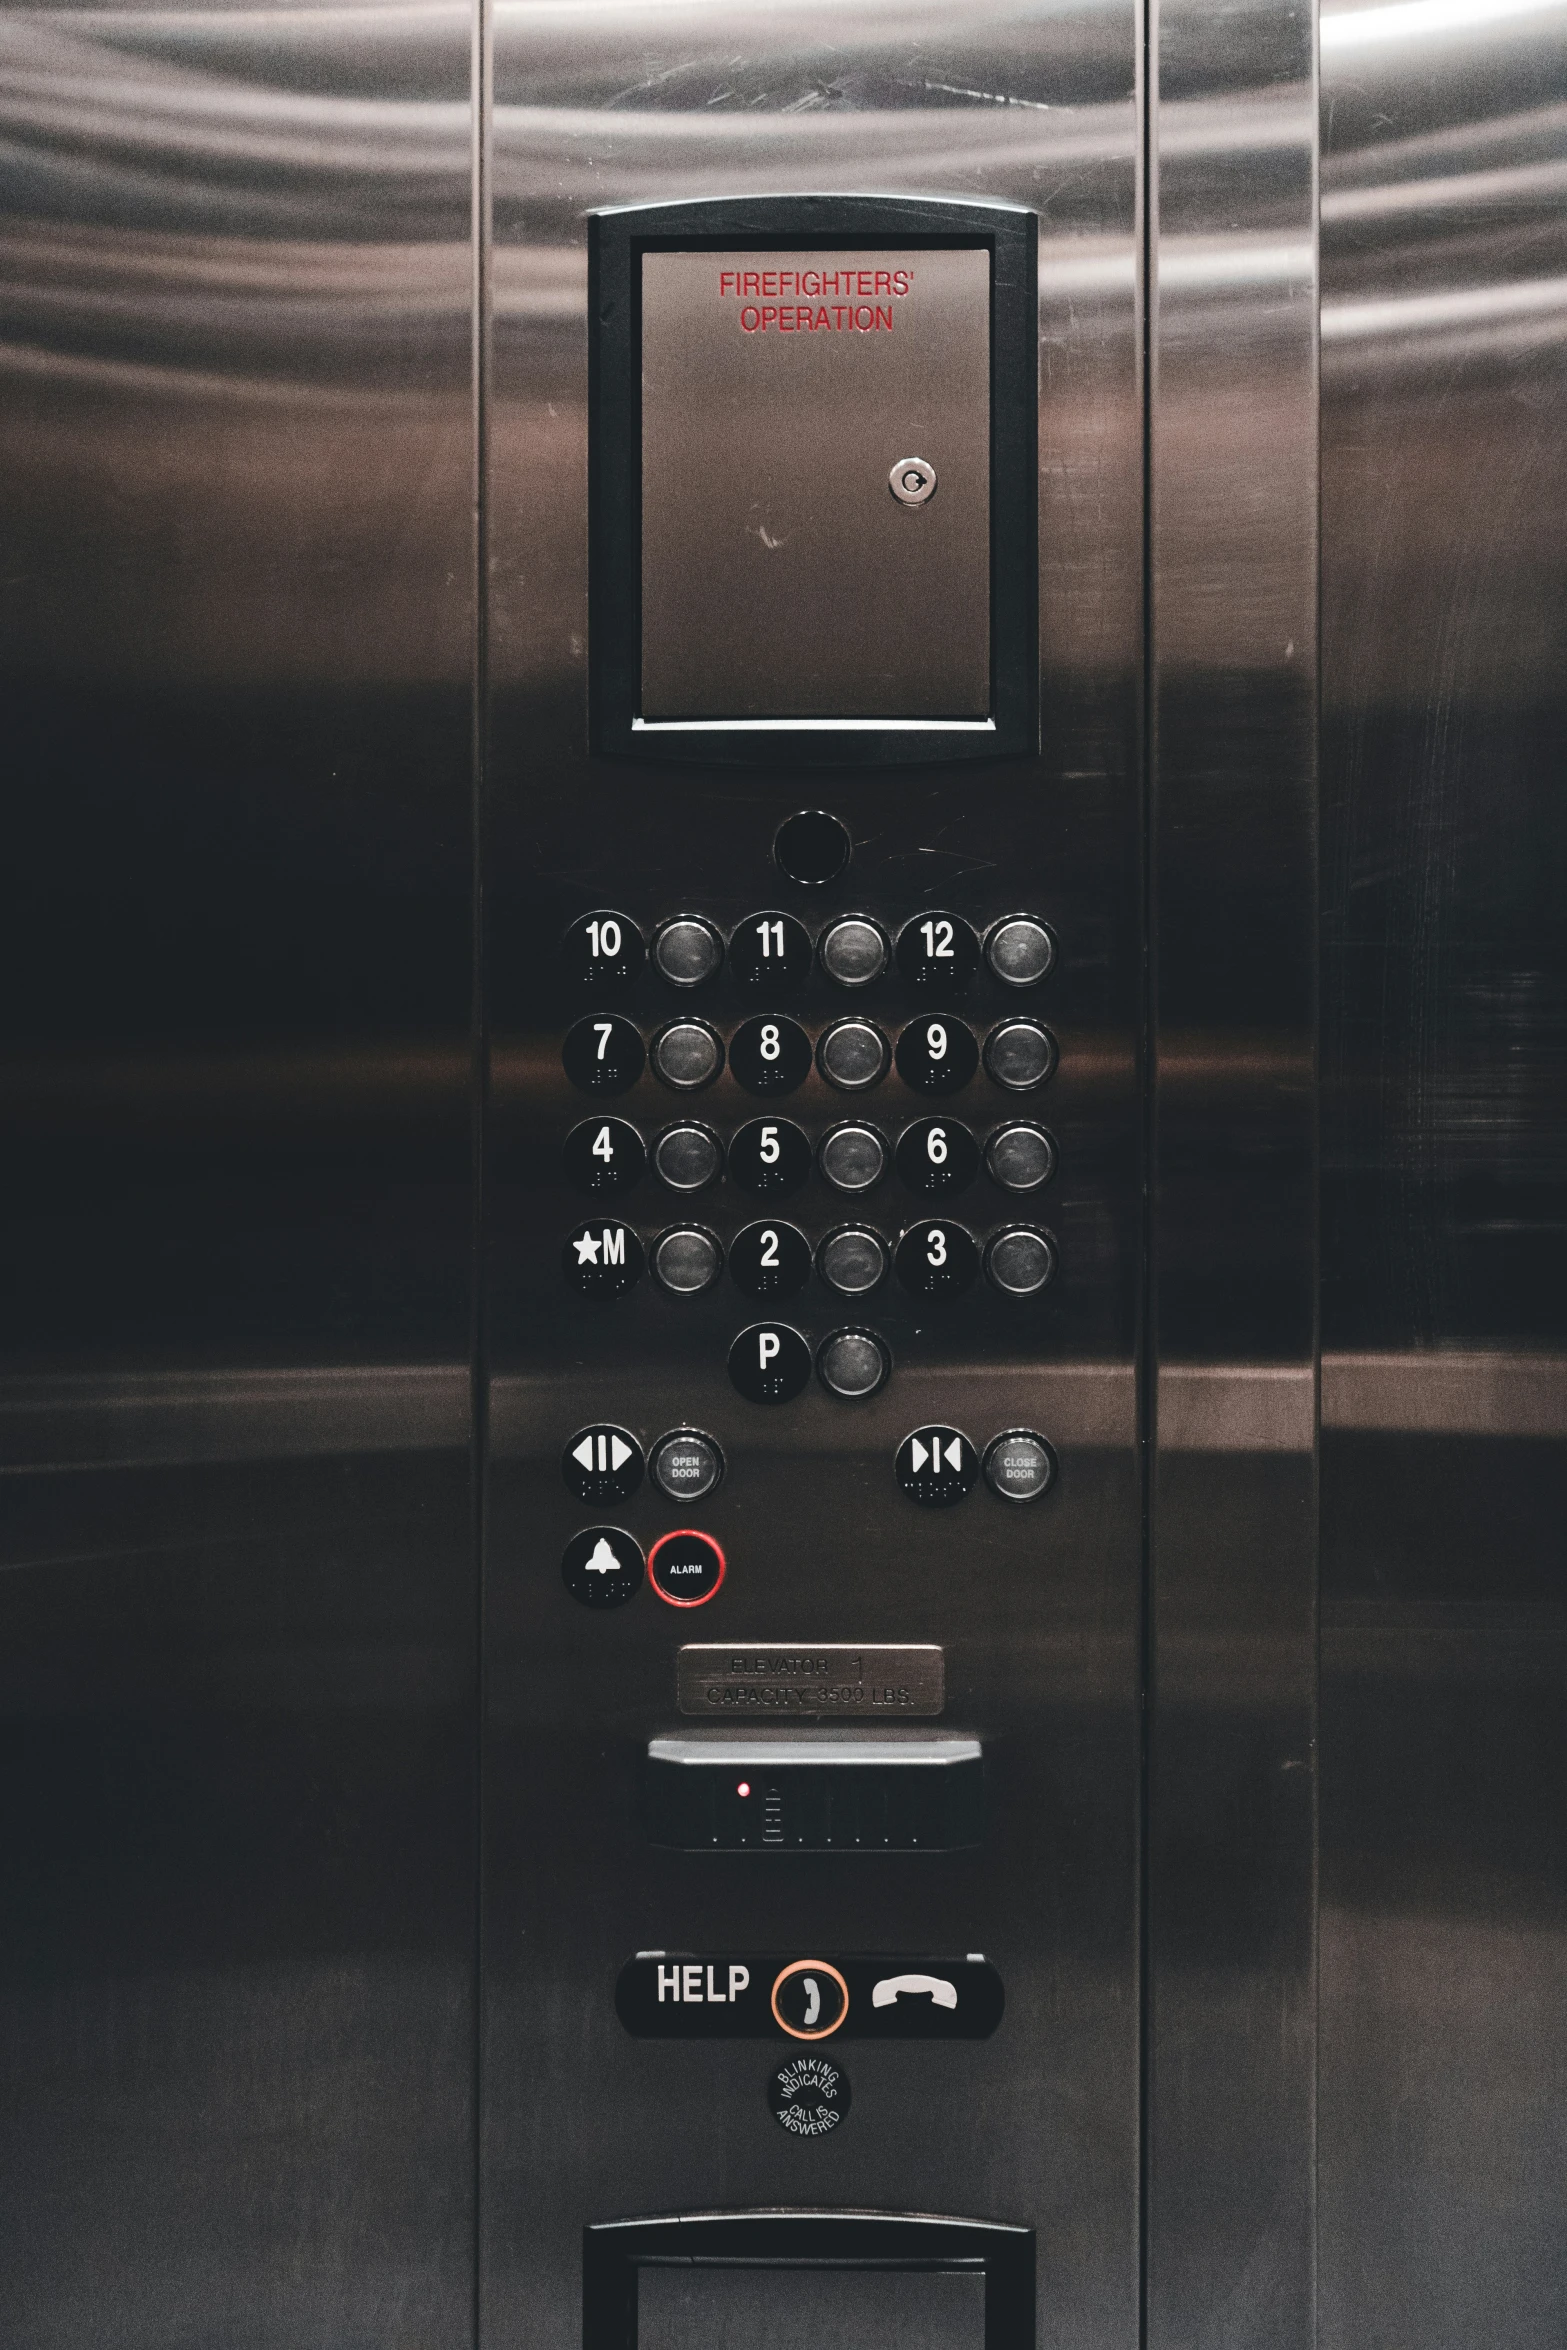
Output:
[
  {"xmin": 818, "ymin": 1122, "xmax": 889, "ymax": 1195},
  {"xmin": 983, "ymin": 1019, "xmax": 1057, "ymax": 1093},
  {"xmin": 652, "ymin": 915, "xmax": 723, "ymax": 989},
  {"xmin": 896, "ymin": 1015, "xmax": 979, "ymax": 1096},
  {"xmin": 729, "ymin": 1118, "xmax": 811, "ymax": 1197},
  {"xmin": 730, "ymin": 910, "xmax": 813, "ymax": 990},
  {"xmin": 563, "ymin": 1015, "xmax": 645, "ymax": 1096},
  {"xmin": 984, "ymin": 1226, "xmax": 1058, "ymax": 1297},
  {"xmin": 561, "ymin": 910, "xmax": 644, "ymax": 992},
  {"xmin": 563, "ymin": 1117, "xmax": 645, "ymax": 1196},
  {"xmin": 985, "ymin": 916, "xmax": 1056, "ymax": 989},
  {"xmin": 651, "ymin": 1019, "xmax": 723, "ymax": 1092},
  {"xmin": 729, "ymin": 1014, "xmax": 812, "ymax": 1096},
  {"xmin": 896, "ymin": 912, "xmax": 979, "ymax": 991}
]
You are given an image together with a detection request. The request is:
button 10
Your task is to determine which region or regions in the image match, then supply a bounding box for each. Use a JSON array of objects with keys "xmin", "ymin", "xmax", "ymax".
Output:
[
  {"xmin": 730, "ymin": 1119, "xmax": 811, "ymax": 1197},
  {"xmin": 563, "ymin": 1015, "xmax": 645, "ymax": 1096},
  {"xmin": 653, "ymin": 1122, "xmax": 722, "ymax": 1192},
  {"xmin": 651, "ymin": 1019, "xmax": 723, "ymax": 1091},
  {"xmin": 652, "ymin": 915, "xmax": 723, "ymax": 989},
  {"xmin": 896, "ymin": 1016, "xmax": 979, "ymax": 1096},
  {"xmin": 564, "ymin": 1219, "xmax": 644, "ymax": 1297},
  {"xmin": 982, "ymin": 1429, "xmax": 1057, "ymax": 1501},
  {"xmin": 895, "ymin": 1117, "xmax": 979, "ymax": 1198},
  {"xmin": 730, "ymin": 1322, "xmax": 813, "ymax": 1404},
  {"xmin": 561, "ymin": 909, "xmax": 644, "ymax": 991},
  {"xmin": 562, "ymin": 1424, "xmax": 643, "ymax": 1505},
  {"xmin": 895, "ymin": 1220, "xmax": 979, "ymax": 1299},
  {"xmin": 984, "ymin": 1122, "xmax": 1056, "ymax": 1193},
  {"xmin": 729, "ymin": 1220, "xmax": 812, "ymax": 1299},
  {"xmin": 729, "ymin": 1015, "xmax": 812, "ymax": 1096},
  {"xmin": 563, "ymin": 1117, "xmax": 645, "ymax": 1196},
  {"xmin": 897, "ymin": 912, "xmax": 979, "ymax": 991},
  {"xmin": 650, "ymin": 1429, "xmax": 725, "ymax": 1502},
  {"xmin": 730, "ymin": 910, "xmax": 813, "ymax": 990}
]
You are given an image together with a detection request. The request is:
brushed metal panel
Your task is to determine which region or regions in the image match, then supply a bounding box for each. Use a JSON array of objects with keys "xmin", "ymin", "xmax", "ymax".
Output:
[{"xmin": 639, "ymin": 2264, "xmax": 986, "ymax": 2350}]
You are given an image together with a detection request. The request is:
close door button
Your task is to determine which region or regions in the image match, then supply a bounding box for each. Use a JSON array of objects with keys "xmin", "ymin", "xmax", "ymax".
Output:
[
  {"xmin": 652, "ymin": 1019, "xmax": 724, "ymax": 1091},
  {"xmin": 816, "ymin": 1329, "xmax": 890, "ymax": 1399},
  {"xmin": 982, "ymin": 1429, "xmax": 1058, "ymax": 1501},
  {"xmin": 897, "ymin": 1426, "xmax": 979, "ymax": 1507},
  {"xmin": 984, "ymin": 1227, "xmax": 1057, "ymax": 1297},
  {"xmin": 652, "ymin": 915, "xmax": 723, "ymax": 988}
]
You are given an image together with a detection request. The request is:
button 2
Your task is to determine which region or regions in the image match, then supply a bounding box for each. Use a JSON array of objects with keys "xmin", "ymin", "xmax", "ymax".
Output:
[
  {"xmin": 730, "ymin": 1322, "xmax": 813, "ymax": 1404},
  {"xmin": 648, "ymin": 1529, "xmax": 726, "ymax": 1608},
  {"xmin": 729, "ymin": 1220, "xmax": 812, "ymax": 1299}
]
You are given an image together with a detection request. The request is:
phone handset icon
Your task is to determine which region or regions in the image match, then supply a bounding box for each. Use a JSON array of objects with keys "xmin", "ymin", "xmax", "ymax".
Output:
[
  {"xmin": 871, "ymin": 1972, "xmax": 958, "ymax": 2010},
  {"xmin": 801, "ymin": 1977, "xmax": 821, "ymax": 2026}
]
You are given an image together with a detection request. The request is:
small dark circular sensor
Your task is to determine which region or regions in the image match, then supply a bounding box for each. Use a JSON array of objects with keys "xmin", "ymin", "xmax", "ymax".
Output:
[{"xmin": 774, "ymin": 809, "xmax": 851, "ymax": 887}]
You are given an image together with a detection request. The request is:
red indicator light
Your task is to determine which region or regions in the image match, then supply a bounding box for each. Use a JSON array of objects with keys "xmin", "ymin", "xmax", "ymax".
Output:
[{"xmin": 737, "ymin": 1781, "xmax": 751, "ymax": 1798}]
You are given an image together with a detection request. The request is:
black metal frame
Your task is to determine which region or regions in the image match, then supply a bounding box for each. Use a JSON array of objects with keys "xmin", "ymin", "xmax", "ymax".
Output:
[{"xmin": 587, "ymin": 195, "xmax": 1039, "ymax": 768}]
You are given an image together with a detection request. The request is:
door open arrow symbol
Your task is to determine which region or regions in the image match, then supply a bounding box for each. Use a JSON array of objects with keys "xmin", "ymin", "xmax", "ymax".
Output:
[{"xmin": 911, "ymin": 1437, "xmax": 929, "ymax": 1472}]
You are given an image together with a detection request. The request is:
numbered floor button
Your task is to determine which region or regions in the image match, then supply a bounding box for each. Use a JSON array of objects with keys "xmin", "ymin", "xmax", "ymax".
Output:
[
  {"xmin": 651, "ymin": 1225, "xmax": 723, "ymax": 1296},
  {"xmin": 563, "ymin": 1015, "xmax": 645, "ymax": 1097},
  {"xmin": 562, "ymin": 1424, "xmax": 644, "ymax": 1505},
  {"xmin": 982, "ymin": 1428, "xmax": 1058, "ymax": 1502},
  {"xmin": 652, "ymin": 914, "xmax": 723, "ymax": 989},
  {"xmin": 730, "ymin": 1322, "xmax": 814, "ymax": 1404},
  {"xmin": 817, "ymin": 1018, "xmax": 890, "ymax": 1093},
  {"xmin": 984, "ymin": 1226, "xmax": 1058, "ymax": 1297},
  {"xmin": 650, "ymin": 1429, "xmax": 725, "ymax": 1503},
  {"xmin": 818, "ymin": 1122, "xmax": 889, "ymax": 1196},
  {"xmin": 730, "ymin": 1118, "xmax": 812, "ymax": 1198},
  {"xmin": 895, "ymin": 1219, "xmax": 979, "ymax": 1299},
  {"xmin": 560, "ymin": 909, "xmax": 644, "ymax": 992},
  {"xmin": 562, "ymin": 1525, "xmax": 644, "ymax": 1609},
  {"xmin": 896, "ymin": 912, "xmax": 980, "ymax": 992},
  {"xmin": 984, "ymin": 1121, "xmax": 1057, "ymax": 1194},
  {"xmin": 895, "ymin": 1116, "xmax": 979, "ymax": 1199},
  {"xmin": 985, "ymin": 915, "xmax": 1056, "ymax": 989},
  {"xmin": 651, "ymin": 1018, "xmax": 724, "ymax": 1092},
  {"xmin": 564, "ymin": 1219, "xmax": 644, "ymax": 1297},
  {"xmin": 896, "ymin": 1015, "xmax": 979, "ymax": 1096},
  {"xmin": 563, "ymin": 1117, "xmax": 646, "ymax": 1196},
  {"xmin": 730, "ymin": 1220, "xmax": 812, "ymax": 1299},
  {"xmin": 774, "ymin": 807, "xmax": 851, "ymax": 886},
  {"xmin": 897, "ymin": 1426, "xmax": 979, "ymax": 1507},
  {"xmin": 817, "ymin": 1226, "xmax": 888, "ymax": 1298},
  {"xmin": 817, "ymin": 1329, "xmax": 891, "ymax": 1400},
  {"xmin": 653, "ymin": 1121, "xmax": 722, "ymax": 1193},
  {"xmin": 729, "ymin": 1014, "xmax": 812, "ymax": 1096},
  {"xmin": 819, "ymin": 915, "xmax": 889, "ymax": 988},
  {"xmin": 648, "ymin": 1528, "xmax": 727, "ymax": 1608},
  {"xmin": 730, "ymin": 910, "xmax": 813, "ymax": 990},
  {"xmin": 983, "ymin": 1018, "xmax": 1057, "ymax": 1093}
]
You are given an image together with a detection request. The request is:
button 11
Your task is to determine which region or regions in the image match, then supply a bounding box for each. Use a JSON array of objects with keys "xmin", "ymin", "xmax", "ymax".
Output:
[
  {"xmin": 820, "ymin": 916, "xmax": 889, "ymax": 988},
  {"xmin": 731, "ymin": 911, "xmax": 813, "ymax": 990}
]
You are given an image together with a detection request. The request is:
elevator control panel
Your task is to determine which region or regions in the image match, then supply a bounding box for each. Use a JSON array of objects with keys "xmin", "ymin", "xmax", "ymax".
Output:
[{"xmin": 645, "ymin": 1735, "xmax": 985, "ymax": 1850}]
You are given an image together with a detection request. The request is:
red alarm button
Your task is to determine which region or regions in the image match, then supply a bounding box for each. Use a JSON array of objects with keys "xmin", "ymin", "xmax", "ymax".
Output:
[{"xmin": 648, "ymin": 1529, "xmax": 727, "ymax": 1608}]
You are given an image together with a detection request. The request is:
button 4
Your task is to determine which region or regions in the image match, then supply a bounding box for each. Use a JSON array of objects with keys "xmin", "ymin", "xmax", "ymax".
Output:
[{"xmin": 563, "ymin": 1116, "xmax": 645, "ymax": 1196}]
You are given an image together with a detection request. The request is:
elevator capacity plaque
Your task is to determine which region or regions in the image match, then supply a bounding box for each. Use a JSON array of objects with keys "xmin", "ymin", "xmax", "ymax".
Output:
[{"xmin": 677, "ymin": 1644, "xmax": 944, "ymax": 1718}]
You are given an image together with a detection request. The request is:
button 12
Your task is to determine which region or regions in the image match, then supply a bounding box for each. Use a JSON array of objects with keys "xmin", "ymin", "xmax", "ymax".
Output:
[
  {"xmin": 562, "ymin": 1424, "xmax": 644, "ymax": 1505},
  {"xmin": 561, "ymin": 1525, "xmax": 643, "ymax": 1608},
  {"xmin": 560, "ymin": 909, "xmax": 644, "ymax": 991},
  {"xmin": 895, "ymin": 1220, "xmax": 979, "ymax": 1299},
  {"xmin": 563, "ymin": 1117, "xmax": 645, "ymax": 1196},
  {"xmin": 984, "ymin": 915, "xmax": 1056, "ymax": 988},
  {"xmin": 896, "ymin": 1015, "xmax": 979, "ymax": 1096},
  {"xmin": 649, "ymin": 1529, "xmax": 727, "ymax": 1607},
  {"xmin": 896, "ymin": 1426, "xmax": 978, "ymax": 1507},
  {"xmin": 729, "ymin": 1015, "xmax": 812, "ymax": 1096},
  {"xmin": 895, "ymin": 1117, "xmax": 979, "ymax": 1198},
  {"xmin": 730, "ymin": 910, "xmax": 813, "ymax": 991},
  {"xmin": 729, "ymin": 1220, "xmax": 812, "ymax": 1299},
  {"xmin": 564, "ymin": 1219, "xmax": 644, "ymax": 1297},
  {"xmin": 730, "ymin": 1323, "xmax": 814, "ymax": 1404},
  {"xmin": 563, "ymin": 1015, "xmax": 645, "ymax": 1096},
  {"xmin": 729, "ymin": 1119, "xmax": 811, "ymax": 1198},
  {"xmin": 897, "ymin": 912, "xmax": 979, "ymax": 992}
]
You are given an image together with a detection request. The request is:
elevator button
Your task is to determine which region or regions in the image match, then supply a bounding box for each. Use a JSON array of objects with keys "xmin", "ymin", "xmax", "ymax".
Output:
[
  {"xmin": 730, "ymin": 1118, "xmax": 812, "ymax": 1197},
  {"xmin": 818, "ymin": 1123, "xmax": 889, "ymax": 1195},
  {"xmin": 895, "ymin": 1116, "xmax": 979, "ymax": 1198},
  {"xmin": 564, "ymin": 1219, "xmax": 644, "ymax": 1297},
  {"xmin": 652, "ymin": 915, "xmax": 723, "ymax": 989},
  {"xmin": 983, "ymin": 1018, "xmax": 1057, "ymax": 1092},
  {"xmin": 650, "ymin": 1430, "xmax": 724, "ymax": 1503},
  {"xmin": 895, "ymin": 1219, "xmax": 979, "ymax": 1299},
  {"xmin": 651, "ymin": 1018, "xmax": 724, "ymax": 1091},
  {"xmin": 562, "ymin": 1424, "xmax": 644, "ymax": 1506},
  {"xmin": 563, "ymin": 1116, "xmax": 646, "ymax": 1196},
  {"xmin": 653, "ymin": 1121, "xmax": 722, "ymax": 1192},
  {"xmin": 984, "ymin": 1226, "xmax": 1057, "ymax": 1297},
  {"xmin": 984, "ymin": 1122, "xmax": 1057, "ymax": 1193},
  {"xmin": 897, "ymin": 1425, "xmax": 979, "ymax": 1507},
  {"xmin": 730, "ymin": 909, "xmax": 813, "ymax": 991},
  {"xmin": 896, "ymin": 1015, "xmax": 979, "ymax": 1095},
  {"xmin": 730, "ymin": 1219, "xmax": 812, "ymax": 1299},
  {"xmin": 817, "ymin": 1226, "xmax": 888, "ymax": 1297},
  {"xmin": 775, "ymin": 808, "xmax": 850, "ymax": 886},
  {"xmin": 560, "ymin": 908, "xmax": 644, "ymax": 991},
  {"xmin": 985, "ymin": 915, "xmax": 1056, "ymax": 988},
  {"xmin": 651, "ymin": 1225, "xmax": 723, "ymax": 1296},
  {"xmin": 730, "ymin": 1322, "xmax": 813, "ymax": 1404},
  {"xmin": 817, "ymin": 1018, "xmax": 890, "ymax": 1092},
  {"xmin": 563, "ymin": 1015, "xmax": 645, "ymax": 1096},
  {"xmin": 561, "ymin": 1524, "xmax": 644, "ymax": 1608},
  {"xmin": 817, "ymin": 1329, "xmax": 890, "ymax": 1400},
  {"xmin": 649, "ymin": 1529, "xmax": 727, "ymax": 1608},
  {"xmin": 820, "ymin": 916, "xmax": 889, "ymax": 988},
  {"xmin": 889, "ymin": 454, "xmax": 937, "ymax": 506},
  {"xmin": 772, "ymin": 1959, "xmax": 850, "ymax": 2040},
  {"xmin": 896, "ymin": 912, "xmax": 980, "ymax": 992},
  {"xmin": 982, "ymin": 1429, "xmax": 1058, "ymax": 1502},
  {"xmin": 729, "ymin": 1014, "xmax": 812, "ymax": 1096}
]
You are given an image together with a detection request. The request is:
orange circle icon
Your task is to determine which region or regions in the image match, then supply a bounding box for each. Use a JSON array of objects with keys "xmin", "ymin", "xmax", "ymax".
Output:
[{"xmin": 770, "ymin": 1959, "xmax": 850, "ymax": 2041}]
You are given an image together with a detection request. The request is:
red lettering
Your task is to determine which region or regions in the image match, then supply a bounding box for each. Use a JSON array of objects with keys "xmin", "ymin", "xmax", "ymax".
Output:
[
  {"xmin": 875, "ymin": 269, "xmax": 891, "ymax": 294},
  {"xmin": 854, "ymin": 303, "xmax": 874, "ymax": 329},
  {"xmin": 740, "ymin": 305, "xmax": 760, "ymax": 332},
  {"xmin": 833, "ymin": 305, "xmax": 846, "ymax": 328},
  {"xmin": 813, "ymin": 306, "xmax": 831, "ymax": 330},
  {"xmin": 894, "ymin": 269, "xmax": 911, "ymax": 297},
  {"xmin": 857, "ymin": 270, "xmax": 872, "ymax": 296},
  {"xmin": 743, "ymin": 271, "xmax": 760, "ymax": 296},
  {"xmin": 761, "ymin": 305, "xmax": 777, "ymax": 329},
  {"xmin": 719, "ymin": 271, "xmax": 736, "ymax": 296},
  {"xmin": 779, "ymin": 306, "xmax": 794, "ymax": 331},
  {"xmin": 762, "ymin": 272, "xmax": 778, "ymax": 297},
  {"xmin": 801, "ymin": 269, "xmax": 820, "ymax": 296},
  {"xmin": 875, "ymin": 305, "xmax": 893, "ymax": 330}
]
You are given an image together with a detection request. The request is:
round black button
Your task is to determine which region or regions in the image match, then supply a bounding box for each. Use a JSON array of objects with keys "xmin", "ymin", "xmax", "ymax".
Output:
[
  {"xmin": 563, "ymin": 1218, "xmax": 644, "ymax": 1297},
  {"xmin": 896, "ymin": 1424, "xmax": 979, "ymax": 1507},
  {"xmin": 817, "ymin": 1226, "xmax": 888, "ymax": 1297},
  {"xmin": 651, "ymin": 1018, "xmax": 724, "ymax": 1092},
  {"xmin": 563, "ymin": 1015, "xmax": 645, "ymax": 1097},
  {"xmin": 649, "ymin": 1429, "xmax": 724, "ymax": 1503},
  {"xmin": 819, "ymin": 916, "xmax": 889, "ymax": 988},
  {"xmin": 982, "ymin": 1428, "xmax": 1058, "ymax": 1502},
  {"xmin": 652, "ymin": 915, "xmax": 723, "ymax": 989},
  {"xmin": 895, "ymin": 1116, "xmax": 979, "ymax": 1198},
  {"xmin": 817, "ymin": 1018, "xmax": 890, "ymax": 1093},
  {"xmin": 769, "ymin": 2052, "xmax": 851, "ymax": 2136},
  {"xmin": 730, "ymin": 1322, "xmax": 814, "ymax": 1404},
  {"xmin": 729, "ymin": 1219, "xmax": 812, "ymax": 1299},
  {"xmin": 729, "ymin": 1014, "xmax": 813, "ymax": 1097},
  {"xmin": 896, "ymin": 911, "xmax": 980, "ymax": 991},
  {"xmin": 561, "ymin": 1424, "xmax": 644, "ymax": 1505},
  {"xmin": 985, "ymin": 1226, "xmax": 1058, "ymax": 1297},
  {"xmin": 561, "ymin": 1525, "xmax": 644, "ymax": 1609},
  {"xmin": 730, "ymin": 910, "xmax": 813, "ymax": 991},
  {"xmin": 648, "ymin": 1527, "xmax": 726, "ymax": 1607},
  {"xmin": 816, "ymin": 1328, "xmax": 890, "ymax": 1400},
  {"xmin": 560, "ymin": 909, "xmax": 644, "ymax": 992},
  {"xmin": 895, "ymin": 1219, "xmax": 979, "ymax": 1299},
  {"xmin": 771, "ymin": 1959, "xmax": 850, "ymax": 2040},
  {"xmin": 729, "ymin": 1118, "xmax": 812, "ymax": 1198},
  {"xmin": 985, "ymin": 915, "xmax": 1056, "ymax": 988},
  {"xmin": 896, "ymin": 1015, "xmax": 979, "ymax": 1096},
  {"xmin": 651, "ymin": 1225, "xmax": 723, "ymax": 1296},
  {"xmin": 774, "ymin": 809, "xmax": 851, "ymax": 887},
  {"xmin": 818, "ymin": 1122, "xmax": 889, "ymax": 1196},
  {"xmin": 985, "ymin": 1122, "xmax": 1057, "ymax": 1193},
  {"xmin": 652, "ymin": 1122, "xmax": 722, "ymax": 1193},
  {"xmin": 983, "ymin": 1019, "xmax": 1057, "ymax": 1093},
  {"xmin": 562, "ymin": 1116, "xmax": 645, "ymax": 1197}
]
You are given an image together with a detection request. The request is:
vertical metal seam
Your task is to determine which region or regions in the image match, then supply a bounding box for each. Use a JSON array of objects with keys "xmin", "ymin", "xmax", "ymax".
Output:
[
  {"xmin": 1138, "ymin": 0, "xmax": 1158, "ymax": 2342},
  {"xmin": 1310, "ymin": 0, "xmax": 1324, "ymax": 2337}
]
